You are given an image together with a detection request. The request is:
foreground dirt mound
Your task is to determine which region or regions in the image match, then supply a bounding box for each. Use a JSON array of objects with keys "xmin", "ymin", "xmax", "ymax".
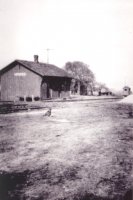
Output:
[{"xmin": 119, "ymin": 94, "xmax": 133, "ymax": 104}]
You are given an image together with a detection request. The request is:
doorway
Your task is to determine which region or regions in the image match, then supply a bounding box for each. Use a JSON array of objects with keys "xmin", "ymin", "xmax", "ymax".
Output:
[{"xmin": 41, "ymin": 81, "xmax": 50, "ymax": 99}]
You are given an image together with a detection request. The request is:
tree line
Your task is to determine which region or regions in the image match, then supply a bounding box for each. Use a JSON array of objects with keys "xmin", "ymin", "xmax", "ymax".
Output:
[{"xmin": 64, "ymin": 61, "xmax": 111, "ymax": 96}]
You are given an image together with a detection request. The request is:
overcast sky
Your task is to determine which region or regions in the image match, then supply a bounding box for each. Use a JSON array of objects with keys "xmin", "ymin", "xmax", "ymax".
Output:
[{"xmin": 0, "ymin": 0, "xmax": 133, "ymax": 90}]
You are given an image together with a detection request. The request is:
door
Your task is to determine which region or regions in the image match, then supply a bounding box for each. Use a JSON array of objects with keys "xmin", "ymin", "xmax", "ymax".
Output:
[{"xmin": 41, "ymin": 81, "xmax": 50, "ymax": 99}]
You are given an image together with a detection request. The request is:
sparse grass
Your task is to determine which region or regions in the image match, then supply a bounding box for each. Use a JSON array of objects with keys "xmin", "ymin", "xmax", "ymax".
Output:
[{"xmin": 0, "ymin": 100, "xmax": 133, "ymax": 200}]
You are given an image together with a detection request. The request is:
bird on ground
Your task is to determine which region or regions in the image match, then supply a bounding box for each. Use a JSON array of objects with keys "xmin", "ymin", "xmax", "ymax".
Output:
[{"xmin": 43, "ymin": 108, "xmax": 52, "ymax": 117}]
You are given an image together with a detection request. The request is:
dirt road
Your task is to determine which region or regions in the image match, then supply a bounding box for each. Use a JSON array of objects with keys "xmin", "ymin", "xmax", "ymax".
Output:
[{"xmin": 0, "ymin": 99, "xmax": 133, "ymax": 200}]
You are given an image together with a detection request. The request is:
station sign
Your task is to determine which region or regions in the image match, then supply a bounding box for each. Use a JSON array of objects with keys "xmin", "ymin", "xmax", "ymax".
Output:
[{"xmin": 14, "ymin": 72, "xmax": 26, "ymax": 76}]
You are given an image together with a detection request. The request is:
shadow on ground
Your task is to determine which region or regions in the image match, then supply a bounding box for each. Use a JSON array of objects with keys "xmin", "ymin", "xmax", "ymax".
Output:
[
  {"xmin": 0, "ymin": 170, "xmax": 30, "ymax": 200},
  {"xmin": 0, "ymin": 170, "xmax": 132, "ymax": 200}
]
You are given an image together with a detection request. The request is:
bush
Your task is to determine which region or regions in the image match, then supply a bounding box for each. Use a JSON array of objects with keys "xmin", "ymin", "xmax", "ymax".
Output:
[
  {"xmin": 26, "ymin": 97, "xmax": 32, "ymax": 102},
  {"xmin": 34, "ymin": 96, "xmax": 40, "ymax": 101},
  {"xmin": 19, "ymin": 97, "xmax": 24, "ymax": 101}
]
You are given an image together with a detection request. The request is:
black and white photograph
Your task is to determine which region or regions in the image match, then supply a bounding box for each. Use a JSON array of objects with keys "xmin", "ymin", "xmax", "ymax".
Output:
[{"xmin": 0, "ymin": 0, "xmax": 133, "ymax": 199}]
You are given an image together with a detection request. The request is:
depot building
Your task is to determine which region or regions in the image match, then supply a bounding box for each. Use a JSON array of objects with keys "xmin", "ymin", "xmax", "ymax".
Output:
[{"xmin": 0, "ymin": 55, "xmax": 72, "ymax": 101}]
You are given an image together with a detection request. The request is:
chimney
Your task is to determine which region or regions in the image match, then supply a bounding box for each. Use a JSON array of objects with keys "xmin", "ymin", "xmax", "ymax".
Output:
[{"xmin": 34, "ymin": 55, "xmax": 39, "ymax": 63}]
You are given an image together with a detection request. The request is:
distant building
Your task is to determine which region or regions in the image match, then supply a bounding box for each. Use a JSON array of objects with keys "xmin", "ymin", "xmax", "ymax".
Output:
[
  {"xmin": 0, "ymin": 55, "xmax": 72, "ymax": 101},
  {"xmin": 123, "ymin": 86, "xmax": 131, "ymax": 97},
  {"xmin": 100, "ymin": 88, "xmax": 112, "ymax": 96}
]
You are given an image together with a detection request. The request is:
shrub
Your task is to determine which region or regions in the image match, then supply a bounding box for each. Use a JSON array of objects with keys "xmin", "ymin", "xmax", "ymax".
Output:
[
  {"xmin": 19, "ymin": 97, "xmax": 24, "ymax": 101},
  {"xmin": 34, "ymin": 96, "xmax": 40, "ymax": 101},
  {"xmin": 26, "ymin": 97, "xmax": 32, "ymax": 102}
]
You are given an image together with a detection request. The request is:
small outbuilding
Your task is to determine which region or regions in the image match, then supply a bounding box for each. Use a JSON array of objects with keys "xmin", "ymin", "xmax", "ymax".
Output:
[
  {"xmin": 123, "ymin": 86, "xmax": 131, "ymax": 97},
  {"xmin": 0, "ymin": 55, "xmax": 72, "ymax": 101}
]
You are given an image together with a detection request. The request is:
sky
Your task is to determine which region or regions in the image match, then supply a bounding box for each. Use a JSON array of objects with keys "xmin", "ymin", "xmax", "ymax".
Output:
[{"xmin": 0, "ymin": 0, "xmax": 133, "ymax": 90}]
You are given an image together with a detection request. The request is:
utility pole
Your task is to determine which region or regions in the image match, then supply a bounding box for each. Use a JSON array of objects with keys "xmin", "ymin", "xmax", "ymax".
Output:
[{"xmin": 44, "ymin": 48, "xmax": 53, "ymax": 63}]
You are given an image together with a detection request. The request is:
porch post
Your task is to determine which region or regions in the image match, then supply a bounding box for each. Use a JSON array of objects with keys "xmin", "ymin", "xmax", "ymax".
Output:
[
  {"xmin": 77, "ymin": 81, "xmax": 80, "ymax": 95},
  {"xmin": 50, "ymin": 89, "xmax": 52, "ymax": 98}
]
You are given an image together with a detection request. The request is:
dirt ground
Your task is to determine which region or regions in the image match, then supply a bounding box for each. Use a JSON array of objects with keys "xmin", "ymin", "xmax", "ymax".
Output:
[{"xmin": 0, "ymin": 99, "xmax": 133, "ymax": 200}]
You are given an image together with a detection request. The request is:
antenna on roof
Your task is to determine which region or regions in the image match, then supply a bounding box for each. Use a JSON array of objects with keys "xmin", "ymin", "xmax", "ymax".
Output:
[{"xmin": 44, "ymin": 48, "xmax": 53, "ymax": 64}]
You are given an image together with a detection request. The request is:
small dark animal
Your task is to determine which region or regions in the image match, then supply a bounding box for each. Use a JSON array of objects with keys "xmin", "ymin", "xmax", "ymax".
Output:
[{"xmin": 43, "ymin": 108, "xmax": 52, "ymax": 117}]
